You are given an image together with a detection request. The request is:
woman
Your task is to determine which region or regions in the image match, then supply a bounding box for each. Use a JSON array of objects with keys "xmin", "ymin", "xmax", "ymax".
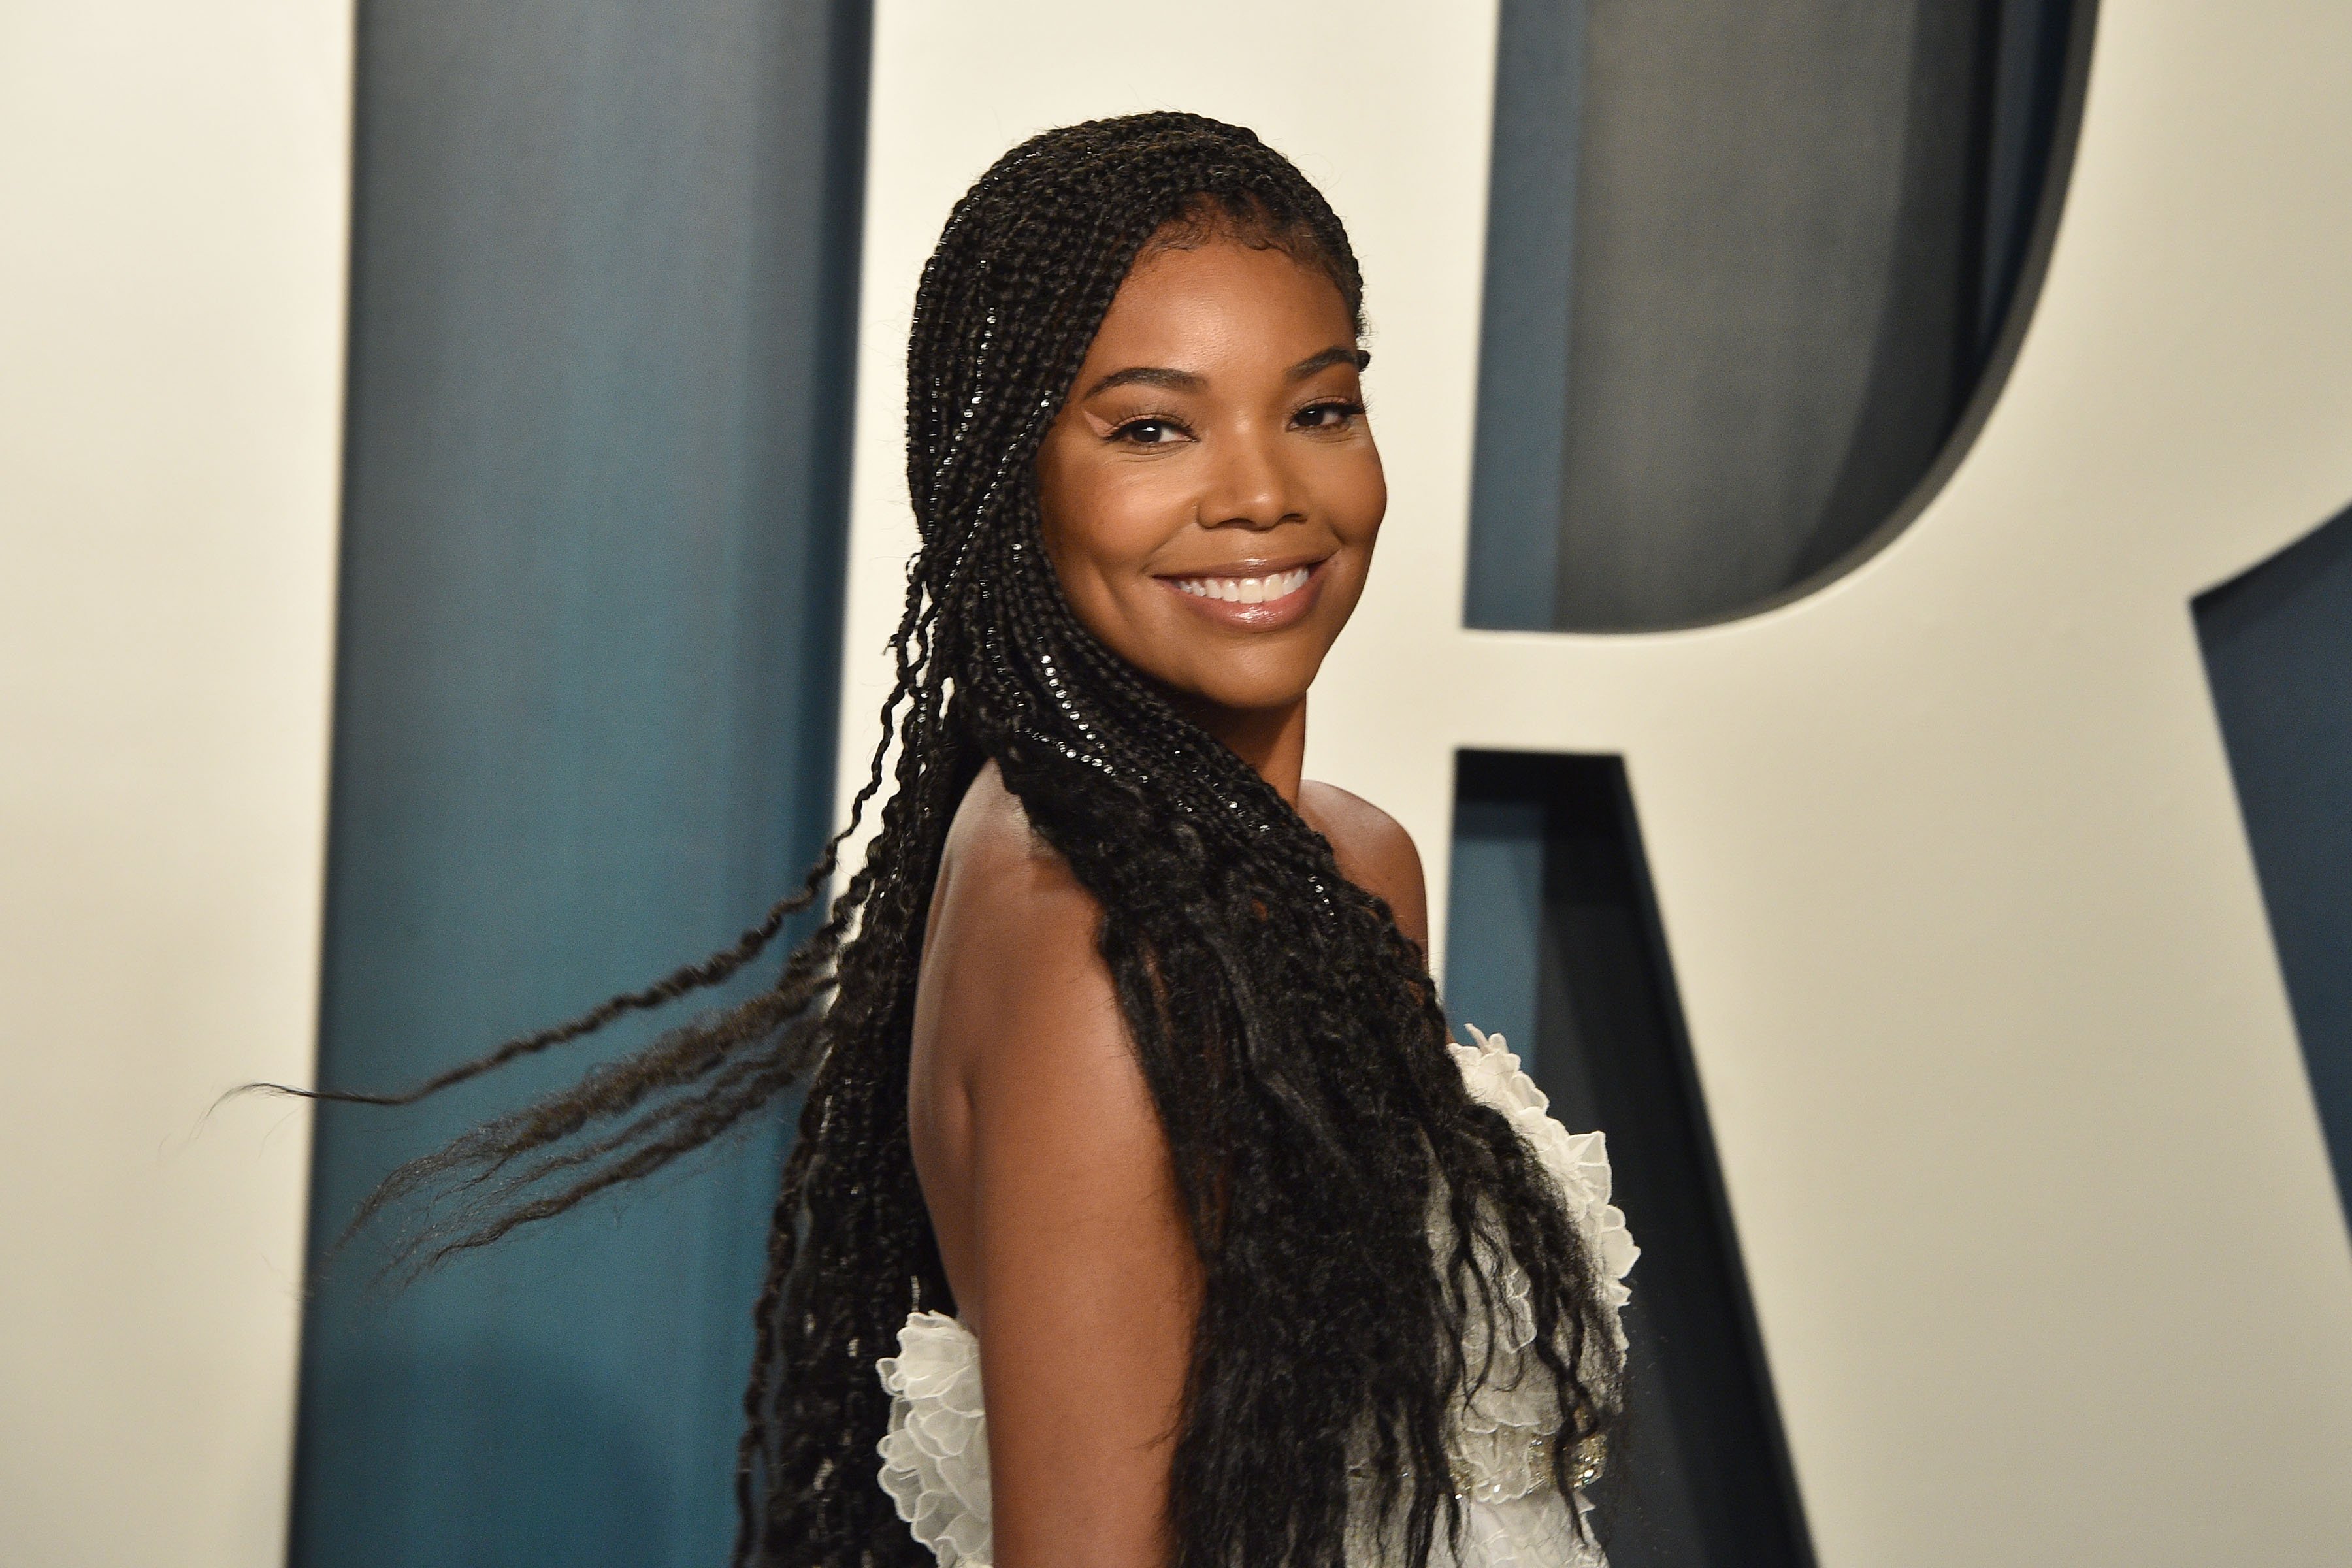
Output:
[{"xmin": 345, "ymin": 112, "xmax": 1634, "ymax": 1568}]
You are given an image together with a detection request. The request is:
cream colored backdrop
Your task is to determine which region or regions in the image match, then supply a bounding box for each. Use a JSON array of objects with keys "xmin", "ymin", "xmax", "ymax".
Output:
[
  {"xmin": 838, "ymin": 3, "xmax": 2352, "ymax": 1562},
  {"xmin": 9, "ymin": 2, "xmax": 2351, "ymax": 1563},
  {"xmin": 0, "ymin": 5, "xmax": 352, "ymax": 1565}
]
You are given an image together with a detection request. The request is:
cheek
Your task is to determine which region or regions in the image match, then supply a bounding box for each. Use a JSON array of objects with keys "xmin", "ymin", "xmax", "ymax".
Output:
[
  {"xmin": 1043, "ymin": 467, "xmax": 1185, "ymax": 595},
  {"xmin": 1325, "ymin": 451, "xmax": 1388, "ymax": 555},
  {"xmin": 1036, "ymin": 493, "xmax": 1164, "ymax": 672},
  {"xmin": 1037, "ymin": 448, "xmax": 1110, "ymax": 602}
]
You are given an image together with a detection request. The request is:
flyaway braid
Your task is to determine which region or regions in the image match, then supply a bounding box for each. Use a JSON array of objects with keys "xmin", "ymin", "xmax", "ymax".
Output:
[{"xmin": 310, "ymin": 112, "xmax": 1625, "ymax": 1568}]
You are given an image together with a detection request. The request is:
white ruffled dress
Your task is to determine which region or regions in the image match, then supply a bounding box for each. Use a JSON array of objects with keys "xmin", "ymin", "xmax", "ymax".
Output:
[{"xmin": 875, "ymin": 1028, "xmax": 1638, "ymax": 1567}]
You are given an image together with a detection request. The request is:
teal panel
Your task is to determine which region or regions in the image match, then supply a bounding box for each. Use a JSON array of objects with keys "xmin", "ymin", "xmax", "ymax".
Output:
[{"xmin": 293, "ymin": 4, "xmax": 870, "ymax": 1564}]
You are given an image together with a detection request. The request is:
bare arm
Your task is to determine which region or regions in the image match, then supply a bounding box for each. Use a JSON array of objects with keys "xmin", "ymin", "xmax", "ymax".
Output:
[{"xmin": 911, "ymin": 771, "xmax": 1200, "ymax": 1568}]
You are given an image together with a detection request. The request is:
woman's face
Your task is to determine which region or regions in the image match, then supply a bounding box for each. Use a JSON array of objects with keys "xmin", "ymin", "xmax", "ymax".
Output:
[{"xmin": 1035, "ymin": 233, "xmax": 1386, "ymax": 719}]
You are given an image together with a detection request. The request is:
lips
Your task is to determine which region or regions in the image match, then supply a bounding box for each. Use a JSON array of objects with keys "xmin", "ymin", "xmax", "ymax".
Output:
[{"xmin": 1157, "ymin": 557, "xmax": 1326, "ymax": 629}]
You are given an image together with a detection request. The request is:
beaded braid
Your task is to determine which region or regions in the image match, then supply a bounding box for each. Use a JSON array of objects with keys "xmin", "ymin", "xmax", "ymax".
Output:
[{"xmin": 319, "ymin": 112, "xmax": 1625, "ymax": 1568}]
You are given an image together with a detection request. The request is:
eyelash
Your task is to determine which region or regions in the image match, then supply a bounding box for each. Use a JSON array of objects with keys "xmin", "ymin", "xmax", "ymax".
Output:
[
  {"xmin": 1295, "ymin": 399, "xmax": 1365, "ymax": 431},
  {"xmin": 1105, "ymin": 412, "xmax": 1188, "ymax": 445},
  {"xmin": 1105, "ymin": 399, "xmax": 1365, "ymax": 445}
]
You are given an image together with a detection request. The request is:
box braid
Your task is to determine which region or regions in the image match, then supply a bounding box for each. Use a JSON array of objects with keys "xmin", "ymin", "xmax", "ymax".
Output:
[{"xmin": 303, "ymin": 112, "xmax": 1625, "ymax": 1568}]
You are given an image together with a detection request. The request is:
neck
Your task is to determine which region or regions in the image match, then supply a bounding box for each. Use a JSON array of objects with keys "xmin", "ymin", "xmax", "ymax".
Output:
[{"xmin": 1181, "ymin": 696, "xmax": 1307, "ymax": 806}]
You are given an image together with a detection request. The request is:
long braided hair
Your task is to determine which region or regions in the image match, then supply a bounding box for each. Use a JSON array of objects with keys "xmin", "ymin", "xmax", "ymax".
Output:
[{"xmin": 335, "ymin": 112, "xmax": 1625, "ymax": 1567}]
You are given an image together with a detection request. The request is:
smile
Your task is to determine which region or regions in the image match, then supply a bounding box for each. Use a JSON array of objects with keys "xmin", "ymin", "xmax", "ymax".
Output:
[
  {"xmin": 1156, "ymin": 558, "xmax": 1328, "ymax": 631},
  {"xmin": 1168, "ymin": 566, "xmax": 1313, "ymax": 604}
]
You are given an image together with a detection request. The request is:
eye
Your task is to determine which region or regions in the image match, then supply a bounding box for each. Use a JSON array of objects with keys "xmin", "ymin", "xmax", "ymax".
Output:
[
  {"xmin": 1108, "ymin": 415, "xmax": 1193, "ymax": 446},
  {"xmin": 1294, "ymin": 399, "xmax": 1365, "ymax": 431}
]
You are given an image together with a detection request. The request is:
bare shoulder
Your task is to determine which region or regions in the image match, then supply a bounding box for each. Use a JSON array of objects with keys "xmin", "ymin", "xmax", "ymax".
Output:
[
  {"xmin": 929, "ymin": 762, "xmax": 1109, "ymax": 1023},
  {"xmin": 942, "ymin": 761, "xmax": 1077, "ymax": 904},
  {"xmin": 921, "ymin": 764, "xmax": 1145, "ymax": 1177},
  {"xmin": 1298, "ymin": 781, "xmax": 1429, "ymax": 954},
  {"xmin": 1298, "ymin": 779, "xmax": 1415, "ymax": 861}
]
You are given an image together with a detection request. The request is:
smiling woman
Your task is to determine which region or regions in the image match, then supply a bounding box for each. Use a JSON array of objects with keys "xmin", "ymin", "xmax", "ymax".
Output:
[{"xmin": 310, "ymin": 112, "xmax": 1633, "ymax": 1568}]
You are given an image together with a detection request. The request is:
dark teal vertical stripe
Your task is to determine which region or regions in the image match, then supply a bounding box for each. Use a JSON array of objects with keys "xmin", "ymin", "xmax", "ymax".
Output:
[
  {"xmin": 1462, "ymin": 0, "xmax": 1584, "ymax": 632},
  {"xmin": 293, "ymin": 5, "xmax": 870, "ymax": 1564},
  {"xmin": 1443, "ymin": 791, "xmax": 1546, "ymax": 1064}
]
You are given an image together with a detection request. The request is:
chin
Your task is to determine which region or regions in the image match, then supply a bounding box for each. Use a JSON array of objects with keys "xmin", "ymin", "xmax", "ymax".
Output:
[
  {"xmin": 1122, "ymin": 637, "xmax": 1328, "ymax": 717},
  {"xmin": 1186, "ymin": 674, "xmax": 1318, "ymax": 714}
]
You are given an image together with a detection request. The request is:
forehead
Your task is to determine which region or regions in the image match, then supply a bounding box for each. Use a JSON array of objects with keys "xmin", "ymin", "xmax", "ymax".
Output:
[{"xmin": 1083, "ymin": 237, "xmax": 1356, "ymax": 363}]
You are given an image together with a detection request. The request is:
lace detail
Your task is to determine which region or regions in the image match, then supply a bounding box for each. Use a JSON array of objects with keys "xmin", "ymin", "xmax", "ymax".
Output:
[{"xmin": 875, "ymin": 1027, "xmax": 1634, "ymax": 1566}]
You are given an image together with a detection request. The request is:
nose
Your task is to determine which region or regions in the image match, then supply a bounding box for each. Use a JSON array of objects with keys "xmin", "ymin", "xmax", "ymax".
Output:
[{"xmin": 1196, "ymin": 420, "xmax": 1303, "ymax": 532}]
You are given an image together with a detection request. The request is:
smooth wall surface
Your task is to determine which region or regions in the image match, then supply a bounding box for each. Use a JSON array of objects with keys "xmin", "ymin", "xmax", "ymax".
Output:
[
  {"xmin": 0, "ymin": 6, "xmax": 354, "ymax": 1565},
  {"xmin": 838, "ymin": 3, "xmax": 2352, "ymax": 1561}
]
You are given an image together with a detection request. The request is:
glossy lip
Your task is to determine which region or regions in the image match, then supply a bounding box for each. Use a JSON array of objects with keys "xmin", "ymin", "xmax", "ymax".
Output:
[{"xmin": 1154, "ymin": 553, "xmax": 1330, "ymax": 631}]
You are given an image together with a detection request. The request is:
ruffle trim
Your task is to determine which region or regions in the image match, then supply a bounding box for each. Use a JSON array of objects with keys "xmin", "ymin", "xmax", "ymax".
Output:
[
  {"xmin": 1452, "ymin": 1026, "xmax": 1639, "ymax": 1328},
  {"xmin": 875, "ymin": 1311, "xmax": 992, "ymax": 1568}
]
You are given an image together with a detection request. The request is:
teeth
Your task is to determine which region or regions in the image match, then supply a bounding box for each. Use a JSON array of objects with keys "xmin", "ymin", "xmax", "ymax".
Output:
[{"xmin": 1174, "ymin": 566, "xmax": 1312, "ymax": 604}]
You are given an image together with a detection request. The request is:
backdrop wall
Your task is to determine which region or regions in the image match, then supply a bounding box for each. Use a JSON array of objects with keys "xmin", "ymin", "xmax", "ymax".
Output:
[
  {"xmin": 12, "ymin": 4, "xmax": 2352, "ymax": 1565},
  {"xmin": 0, "ymin": 7, "xmax": 355, "ymax": 1565}
]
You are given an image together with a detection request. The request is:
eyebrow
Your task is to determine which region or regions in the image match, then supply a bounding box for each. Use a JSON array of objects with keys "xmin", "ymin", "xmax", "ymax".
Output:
[
  {"xmin": 1080, "ymin": 365, "xmax": 1205, "ymax": 399},
  {"xmin": 1078, "ymin": 346, "xmax": 1365, "ymax": 402},
  {"xmin": 1285, "ymin": 345, "xmax": 1365, "ymax": 381}
]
